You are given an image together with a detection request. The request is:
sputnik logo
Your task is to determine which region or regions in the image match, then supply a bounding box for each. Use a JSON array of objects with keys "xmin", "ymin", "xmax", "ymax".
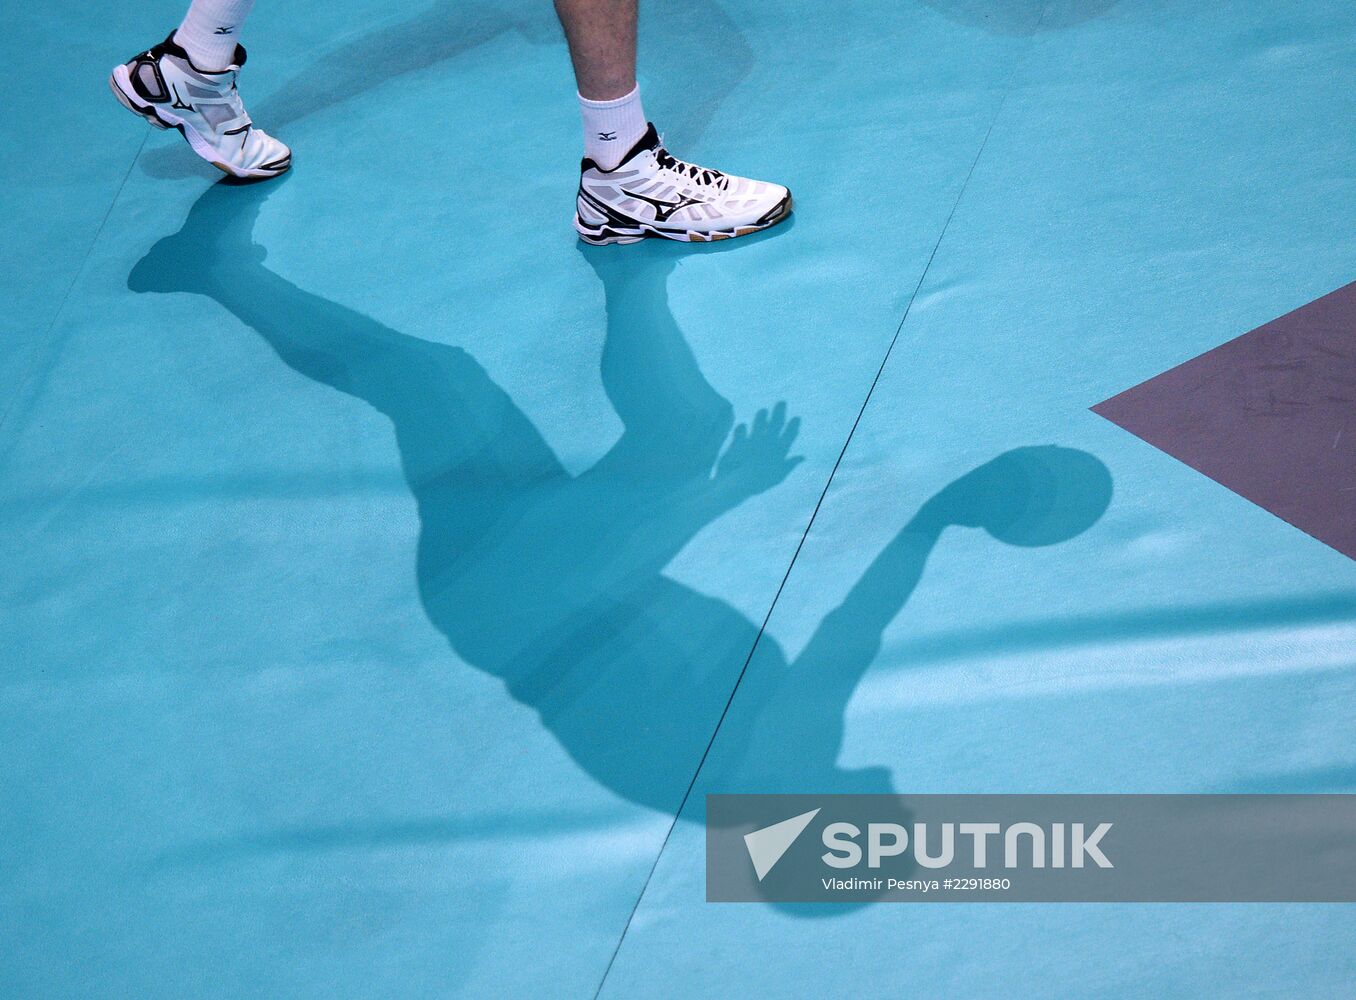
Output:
[{"xmin": 743, "ymin": 808, "xmax": 820, "ymax": 881}]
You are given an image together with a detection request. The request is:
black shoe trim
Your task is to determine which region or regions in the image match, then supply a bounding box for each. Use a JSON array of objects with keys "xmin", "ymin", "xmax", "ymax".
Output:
[
  {"xmin": 148, "ymin": 31, "xmax": 247, "ymax": 74},
  {"xmin": 128, "ymin": 52, "xmax": 170, "ymax": 103},
  {"xmin": 756, "ymin": 191, "xmax": 793, "ymax": 227},
  {"xmin": 579, "ymin": 122, "xmax": 660, "ymax": 174}
]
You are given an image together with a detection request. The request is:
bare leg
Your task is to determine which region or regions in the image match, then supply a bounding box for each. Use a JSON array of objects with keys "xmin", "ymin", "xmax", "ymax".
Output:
[{"xmin": 553, "ymin": 0, "xmax": 637, "ymax": 100}]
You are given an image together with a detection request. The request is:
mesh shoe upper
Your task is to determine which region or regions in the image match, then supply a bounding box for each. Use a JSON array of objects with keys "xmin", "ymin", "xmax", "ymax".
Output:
[
  {"xmin": 577, "ymin": 124, "xmax": 789, "ymax": 236},
  {"xmin": 122, "ymin": 34, "xmax": 289, "ymax": 176}
]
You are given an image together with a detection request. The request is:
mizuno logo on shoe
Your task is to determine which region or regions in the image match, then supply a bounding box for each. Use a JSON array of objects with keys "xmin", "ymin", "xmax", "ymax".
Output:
[
  {"xmin": 620, "ymin": 189, "xmax": 703, "ymax": 223},
  {"xmin": 169, "ymin": 83, "xmax": 194, "ymax": 111},
  {"xmin": 223, "ymin": 122, "xmax": 252, "ymax": 149}
]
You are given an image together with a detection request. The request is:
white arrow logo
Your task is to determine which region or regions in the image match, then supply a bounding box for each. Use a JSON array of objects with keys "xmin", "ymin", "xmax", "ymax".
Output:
[{"xmin": 743, "ymin": 808, "xmax": 821, "ymax": 881}]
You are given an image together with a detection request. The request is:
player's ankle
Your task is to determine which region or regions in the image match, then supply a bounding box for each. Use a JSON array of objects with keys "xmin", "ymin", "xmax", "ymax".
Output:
[{"xmin": 578, "ymin": 86, "xmax": 647, "ymax": 171}]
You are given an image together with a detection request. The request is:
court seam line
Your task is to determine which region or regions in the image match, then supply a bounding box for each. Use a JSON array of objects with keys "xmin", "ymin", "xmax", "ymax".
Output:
[
  {"xmin": 589, "ymin": 54, "xmax": 1032, "ymax": 999},
  {"xmin": 0, "ymin": 133, "xmax": 149, "ymax": 461}
]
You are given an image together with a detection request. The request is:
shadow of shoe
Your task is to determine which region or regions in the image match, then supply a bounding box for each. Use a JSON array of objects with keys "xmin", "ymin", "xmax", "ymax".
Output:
[{"xmin": 128, "ymin": 175, "xmax": 286, "ymax": 293}]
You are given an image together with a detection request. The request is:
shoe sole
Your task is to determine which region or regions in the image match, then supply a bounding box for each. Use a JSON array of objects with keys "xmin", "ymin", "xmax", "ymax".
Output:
[
  {"xmin": 109, "ymin": 65, "xmax": 291, "ymax": 181},
  {"xmin": 574, "ymin": 190, "xmax": 793, "ymax": 246}
]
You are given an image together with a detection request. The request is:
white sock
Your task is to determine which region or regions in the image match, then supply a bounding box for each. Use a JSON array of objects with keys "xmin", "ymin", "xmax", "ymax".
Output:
[
  {"xmin": 579, "ymin": 86, "xmax": 647, "ymax": 171},
  {"xmin": 174, "ymin": 0, "xmax": 256, "ymax": 71}
]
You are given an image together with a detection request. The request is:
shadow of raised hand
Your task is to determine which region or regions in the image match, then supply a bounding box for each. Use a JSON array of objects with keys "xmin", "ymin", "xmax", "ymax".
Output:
[{"xmin": 715, "ymin": 402, "xmax": 805, "ymax": 499}]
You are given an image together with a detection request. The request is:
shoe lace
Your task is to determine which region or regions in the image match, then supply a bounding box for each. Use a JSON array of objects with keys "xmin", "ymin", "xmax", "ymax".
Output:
[{"xmin": 655, "ymin": 143, "xmax": 728, "ymax": 190}]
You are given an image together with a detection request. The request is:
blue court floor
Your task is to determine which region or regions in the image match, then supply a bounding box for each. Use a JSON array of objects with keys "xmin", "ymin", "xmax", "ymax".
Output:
[{"xmin": 4, "ymin": 2, "xmax": 1356, "ymax": 997}]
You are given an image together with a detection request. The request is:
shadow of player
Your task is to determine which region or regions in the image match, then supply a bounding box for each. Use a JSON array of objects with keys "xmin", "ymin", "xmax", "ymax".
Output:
[{"xmin": 129, "ymin": 178, "xmax": 1112, "ymax": 854}]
